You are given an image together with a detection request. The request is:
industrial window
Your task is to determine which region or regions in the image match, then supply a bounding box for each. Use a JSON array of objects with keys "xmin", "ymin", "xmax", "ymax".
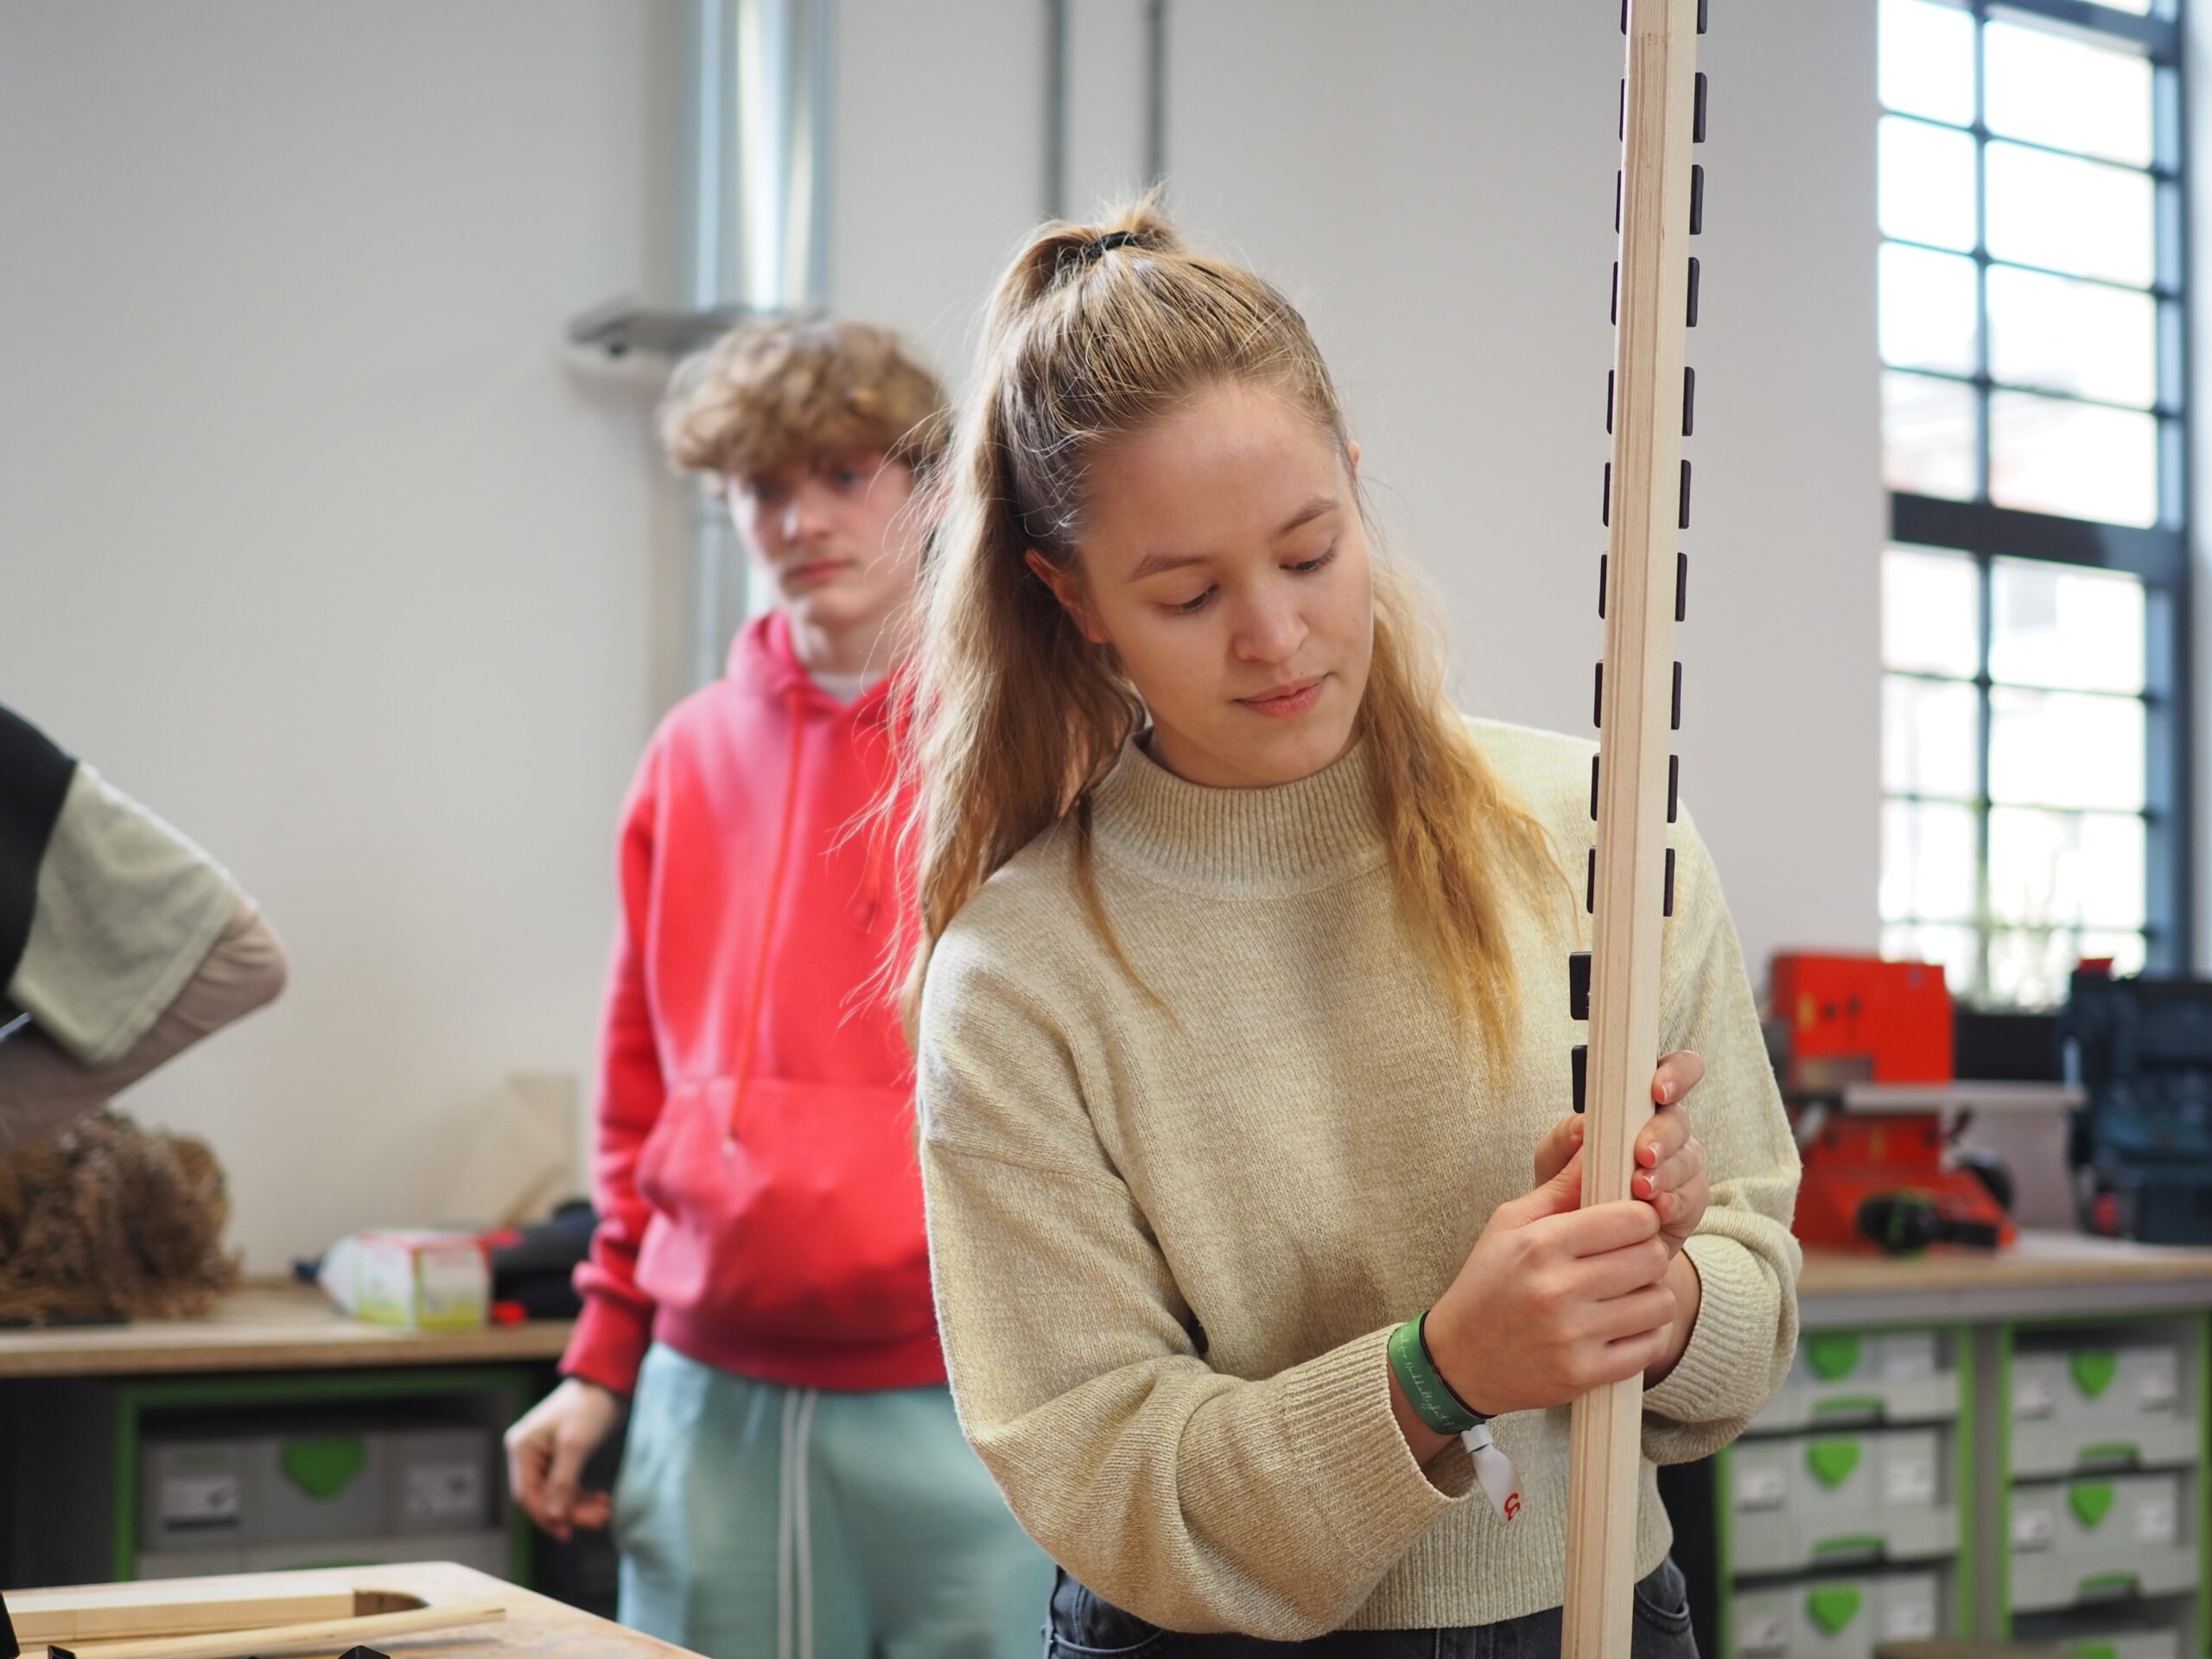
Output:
[{"xmin": 1877, "ymin": 0, "xmax": 2190, "ymax": 1006}]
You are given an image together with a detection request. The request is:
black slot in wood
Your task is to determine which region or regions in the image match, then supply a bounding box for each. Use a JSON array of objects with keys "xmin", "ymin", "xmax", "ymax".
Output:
[
  {"xmin": 1599, "ymin": 553, "xmax": 1608, "ymax": 619},
  {"xmin": 1619, "ymin": 79, "xmax": 1626, "ymax": 142},
  {"xmin": 1593, "ymin": 661, "xmax": 1605, "ymax": 729},
  {"xmin": 1687, "ymin": 257, "xmax": 1700, "ymax": 327},
  {"xmin": 1615, "ymin": 169, "xmax": 1622, "ymax": 234},
  {"xmin": 1607, "ymin": 369, "xmax": 1616, "ymax": 434},
  {"xmin": 1676, "ymin": 550, "xmax": 1688, "ymax": 621},
  {"xmin": 1672, "ymin": 660, "xmax": 1682, "ymax": 729},
  {"xmin": 1590, "ymin": 753, "xmax": 1601, "ymax": 821},
  {"xmin": 1611, "ymin": 261, "xmax": 1619, "ymax": 325},
  {"xmin": 1572, "ymin": 1044, "xmax": 1589, "ymax": 1114},
  {"xmin": 1679, "ymin": 458, "xmax": 1692, "ymax": 530},
  {"xmin": 1698, "ymin": 0, "xmax": 1707, "ymax": 34},
  {"xmin": 1668, "ymin": 753, "xmax": 1680, "ymax": 823},
  {"xmin": 1683, "ymin": 365, "xmax": 1696, "ymax": 435},
  {"xmin": 1620, "ymin": 0, "xmax": 1628, "ymax": 31},
  {"xmin": 1603, "ymin": 461, "xmax": 1611, "ymax": 526},
  {"xmin": 1569, "ymin": 951, "xmax": 1592, "ymax": 1020},
  {"xmin": 1586, "ymin": 848, "xmax": 1596, "ymax": 914},
  {"xmin": 1694, "ymin": 72, "xmax": 1708, "ymax": 143},
  {"xmin": 1663, "ymin": 847, "xmax": 1676, "ymax": 917},
  {"xmin": 1690, "ymin": 164, "xmax": 1705, "ymax": 234}
]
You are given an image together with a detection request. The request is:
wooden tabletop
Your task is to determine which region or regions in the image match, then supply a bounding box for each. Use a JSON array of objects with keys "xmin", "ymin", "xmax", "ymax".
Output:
[
  {"xmin": 10, "ymin": 1560, "xmax": 702, "ymax": 1658},
  {"xmin": 0, "ymin": 1283, "xmax": 573, "ymax": 1378},
  {"xmin": 1798, "ymin": 1229, "xmax": 2212, "ymax": 1327},
  {"xmin": 1801, "ymin": 1230, "xmax": 2212, "ymax": 1294}
]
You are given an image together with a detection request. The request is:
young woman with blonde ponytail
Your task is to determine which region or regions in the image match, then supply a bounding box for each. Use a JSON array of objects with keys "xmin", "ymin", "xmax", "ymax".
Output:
[{"xmin": 902, "ymin": 202, "xmax": 1800, "ymax": 1656}]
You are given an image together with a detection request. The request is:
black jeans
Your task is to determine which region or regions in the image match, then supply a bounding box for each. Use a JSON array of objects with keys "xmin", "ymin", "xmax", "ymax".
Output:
[{"xmin": 1044, "ymin": 1557, "xmax": 1700, "ymax": 1659}]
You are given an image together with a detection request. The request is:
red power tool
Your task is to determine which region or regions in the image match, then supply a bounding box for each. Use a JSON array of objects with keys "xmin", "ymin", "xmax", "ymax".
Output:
[{"xmin": 1770, "ymin": 952, "xmax": 2015, "ymax": 1255}]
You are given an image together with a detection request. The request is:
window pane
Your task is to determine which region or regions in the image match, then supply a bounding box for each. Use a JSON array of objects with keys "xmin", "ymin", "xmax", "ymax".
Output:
[
  {"xmin": 1989, "ymin": 558, "xmax": 2145, "ymax": 693},
  {"xmin": 1880, "ymin": 118, "xmax": 1980, "ymax": 252},
  {"xmin": 1882, "ymin": 798, "xmax": 1980, "ymax": 922},
  {"xmin": 1988, "ymin": 391, "xmax": 2158, "ymax": 524},
  {"xmin": 1885, "ymin": 676, "xmax": 1981, "ymax": 798},
  {"xmin": 1879, "ymin": 0, "xmax": 1977, "ymax": 126},
  {"xmin": 1884, "ymin": 546, "xmax": 1981, "ymax": 677},
  {"xmin": 1990, "ymin": 807, "xmax": 2146, "ymax": 927},
  {"xmin": 1885, "ymin": 372, "xmax": 1980, "ymax": 499},
  {"xmin": 1986, "ymin": 144, "xmax": 2155, "ymax": 287},
  {"xmin": 1883, "ymin": 922, "xmax": 1981, "ymax": 996},
  {"xmin": 1988, "ymin": 687, "xmax": 2145, "ymax": 810},
  {"xmin": 1881, "ymin": 244, "xmax": 1980, "ymax": 375},
  {"xmin": 1984, "ymin": 20, "xmax": 2154, "ymax": 168},
  {"xmin": 1988, "ymin": 927, "xmax": 2081, "ymax": 1008},
  {"xmin": 1986, "ymin": 265, "xmax": 2158, "ymax": 407}
]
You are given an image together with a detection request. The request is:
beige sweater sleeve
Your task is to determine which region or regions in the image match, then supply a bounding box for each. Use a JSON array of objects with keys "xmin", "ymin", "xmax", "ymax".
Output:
[
  {"xmin": 1640, "ymin": 813, "xmax": 1804, "ymax": 1462},
  {"xmin": 917, "ymin": 946, "xmax": 1475, "ymax": 1641}
]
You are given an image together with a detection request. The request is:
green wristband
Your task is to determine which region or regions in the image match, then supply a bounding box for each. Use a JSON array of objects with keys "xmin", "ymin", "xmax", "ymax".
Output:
[{"xmin": 1388, "ymin": 1311, "xmax": 1488, "ymax": 1435}]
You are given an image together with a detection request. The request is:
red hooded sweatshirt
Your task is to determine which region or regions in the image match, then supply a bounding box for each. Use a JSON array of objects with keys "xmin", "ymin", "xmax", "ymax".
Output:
[{"xmin": 562, "ymin": 611, "xmax": 938, "ymax": 1395}]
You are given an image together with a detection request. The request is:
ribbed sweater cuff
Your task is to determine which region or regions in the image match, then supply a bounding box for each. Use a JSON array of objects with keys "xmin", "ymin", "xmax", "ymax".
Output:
[
  {"xmin": 1643, "ymin": 1233, "xmax": 1777, "ymax": 1427},
  {"xmin": 1280, "ymin": 1326, "xmax": 1473, "ymax": 1564}
]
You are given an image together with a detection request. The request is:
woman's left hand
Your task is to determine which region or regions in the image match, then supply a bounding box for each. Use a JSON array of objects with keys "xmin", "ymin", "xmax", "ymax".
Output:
[{"xmin": 1531, "ymin": 1048, "xmax": 1711, "ymax": 1257}]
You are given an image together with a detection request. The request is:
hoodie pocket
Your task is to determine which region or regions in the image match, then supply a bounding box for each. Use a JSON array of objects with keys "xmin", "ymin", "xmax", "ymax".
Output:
[{"xmin": 633, "ymin": 1074, "xmax": 934, "ymax": 1345}]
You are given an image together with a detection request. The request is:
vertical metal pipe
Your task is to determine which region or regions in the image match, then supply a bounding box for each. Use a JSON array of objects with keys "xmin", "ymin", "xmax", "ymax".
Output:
[
  {"xmin": 681, "ymin": 0, "xmax": 836, "ymax": 689},
  {"xmin": 1143, "ymin": 0, "xmax": 1168, "ymax": 190},
  {"xmin": 1043, "ymin": 0, "xmax": 1068, "ymax": 219}
]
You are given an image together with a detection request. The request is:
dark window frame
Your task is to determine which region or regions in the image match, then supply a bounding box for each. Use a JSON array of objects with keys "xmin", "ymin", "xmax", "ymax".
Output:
[{"xmin": 1882, "ymin": 0, "xmax": 2193, "ymax": 996}]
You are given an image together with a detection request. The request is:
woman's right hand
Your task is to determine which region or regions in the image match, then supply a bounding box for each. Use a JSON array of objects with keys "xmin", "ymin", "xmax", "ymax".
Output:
[
  {"xmin": 505, "ymin": 1376, "xmax": 625, "ymax": 1541},
  {"xmin": 1423, "ymin": 1151, "xmax": 1676, "ymax": 1419}
]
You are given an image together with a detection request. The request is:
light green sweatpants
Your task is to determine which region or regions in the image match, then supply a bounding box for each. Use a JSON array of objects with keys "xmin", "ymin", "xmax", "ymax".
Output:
[{"xmin": 614, "ymin": 1344, "xmax": 1056, "ymax": 1659}]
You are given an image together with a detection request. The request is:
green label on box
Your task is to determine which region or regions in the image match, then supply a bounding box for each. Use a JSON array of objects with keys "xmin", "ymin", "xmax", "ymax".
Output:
[
  {"xmin": 281, "ymin": 1436, "xmax": 367, "ymax": 1500},
  {"xmin": 1806, "ymin": 1438, "xmax": 1862, "ymax": 1489},
  {"xmin": 1806, "ymin": 1333, "xmax": 1863, "ymax": 1382},
  {"xmin": 1806, "ymin": 1586, "xmax": 1862, "ymax": 1635},
  {"xmin": 2068, "ymin": 1480, "xmax": 2116, "ymax": 1530},
  {"xmin": 2073, "ymin": 1643, "xmax": 2118, "ymax": 1659},
  {"xmin": 2071, "ymin": 1351, "xmax": 2119, "ymax": 1400}
]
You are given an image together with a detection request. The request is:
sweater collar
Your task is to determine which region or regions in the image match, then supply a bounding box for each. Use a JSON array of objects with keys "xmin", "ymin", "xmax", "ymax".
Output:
[{"xmin": 1087, "ymin": 734, "xmax": 1386, "ymax": 894}]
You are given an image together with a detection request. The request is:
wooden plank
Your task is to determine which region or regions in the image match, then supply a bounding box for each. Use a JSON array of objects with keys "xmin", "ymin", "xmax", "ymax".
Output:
[
  {"xmin": 1560, "ymin": 2, "xmax": 1703, "ymax": 1656},
  {"xmin": 11, "ymin": 1562, "xmax": 706, "ymax": 1659},
  {"xmin": 6, "ymin": 1577, "xmax": 359, "ymax": 1644},
  {"xmin": 0, "ymin": 1282, "xmax": 571, "ymax": 1378},
  {"xmin": 62, "ymin": 1597, "xmax": 504, "ymax": 1659}
]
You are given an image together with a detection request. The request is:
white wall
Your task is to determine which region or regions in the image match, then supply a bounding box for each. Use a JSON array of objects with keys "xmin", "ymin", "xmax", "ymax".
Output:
[
  {"xmin": 0, "ymin": 0, "xmax": 690, "ymax": 1271},
  {"xmin": 3, "ymin": 1, "xmax": 1881, "ymax": 1273}
]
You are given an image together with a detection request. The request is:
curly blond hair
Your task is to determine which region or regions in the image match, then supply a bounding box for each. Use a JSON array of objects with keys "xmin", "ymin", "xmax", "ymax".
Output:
[{"xmin": 660, "ymin": 317, "xmax": 950, "ymax": 492}]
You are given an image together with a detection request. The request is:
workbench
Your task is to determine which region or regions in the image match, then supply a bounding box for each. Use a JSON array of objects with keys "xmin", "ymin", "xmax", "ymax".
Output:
[
  {"xmin": 10, "ymin": 1559, "xmax": 696, "ymax": 1657},
  {"xmin": 1799, "ymin": 1230, "xmax": 2212, "ymax": 1331},
  {"xmin": 0, "ymin": 1285, "xmax": 578, "ymax": 1596},
  {"xmin": 0, "ymin": 1282, "xmax": 573, "ymax": 1379}
]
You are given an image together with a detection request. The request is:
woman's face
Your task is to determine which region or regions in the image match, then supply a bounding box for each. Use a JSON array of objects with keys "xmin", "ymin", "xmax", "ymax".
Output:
[{"xmin": 1033, "ymin": 380, "xmax": 1374, "ymax": 791}]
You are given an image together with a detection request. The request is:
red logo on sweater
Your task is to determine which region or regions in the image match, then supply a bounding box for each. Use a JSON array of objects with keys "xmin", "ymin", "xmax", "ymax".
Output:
[{"xmin": 1503, "ymin": 1491, "xmax": 1522, "ymax": 1522}]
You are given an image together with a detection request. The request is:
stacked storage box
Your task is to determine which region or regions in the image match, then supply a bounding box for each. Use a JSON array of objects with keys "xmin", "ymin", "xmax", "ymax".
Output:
[
  {"xmin": 136, "ymin": 1421, "xmax": 505, "ymax": 1579},
  {"xmin": 1725, "ymin": 1328, "xmax": 1964, "ymax": 1658},
  {"xmin": 2005, "ymin": 1323, "xmax": 2199, "ymax": 1652}
]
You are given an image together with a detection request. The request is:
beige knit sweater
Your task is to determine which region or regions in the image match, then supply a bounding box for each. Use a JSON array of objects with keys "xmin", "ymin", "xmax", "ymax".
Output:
[{"xmin": 916, "ymin": 719, "xmax": 1802, "ymax": 1638}]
